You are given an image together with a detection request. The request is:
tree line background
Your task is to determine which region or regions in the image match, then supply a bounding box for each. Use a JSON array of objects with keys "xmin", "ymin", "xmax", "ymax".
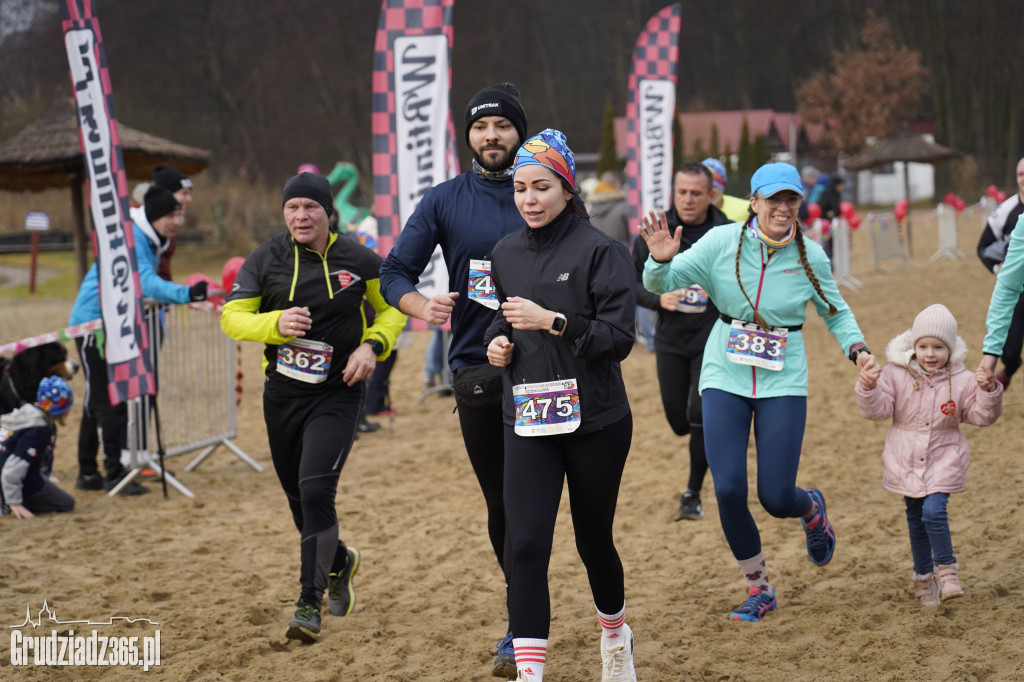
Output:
[{"xmin": 1, "ymin": 0, "xmax": 1022, "ymax": 212}]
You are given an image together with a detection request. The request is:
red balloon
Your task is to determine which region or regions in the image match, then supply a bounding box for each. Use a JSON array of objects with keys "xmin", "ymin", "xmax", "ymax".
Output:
[
  {"xmin": 839, "ymin": 201, "xmax": 855, "ymax": 219},
  {"xmin": 953, "ymin": 197, "xmax": 967, "ymax": 212},
  {"xmin": 997, "ymin": 190, "xmax": 1007, "ymax": 203},
  {"xmin": 894, "ymin": 199, "xmax": 909, "ymax": 221},
  {"xmin": 848, "ymin": 214, "xmax": 862, "ymax": 230},
  {"xmin": 807, "ymin": 203, "xmax": 822, "ymax": 221},
  {"xmin": 986, "ymin": 184, "xmax": 1000, "ymax": 199},
  {"xmin": 221, "ymin": 256, "xmax": 246, "ymax": 293}
]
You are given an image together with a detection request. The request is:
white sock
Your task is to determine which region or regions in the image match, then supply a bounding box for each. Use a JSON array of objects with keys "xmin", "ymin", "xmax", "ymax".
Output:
[
  {"xmin": 737, "ymin": 552, "xmax": 771, "ymax": 592},
  {"xmin": 513, "ymin": 637, "xmax": 547, "ymax": 681},
  {"xmin": 598, "ymin": 603, "xmax": 626, "ymax": 647}
]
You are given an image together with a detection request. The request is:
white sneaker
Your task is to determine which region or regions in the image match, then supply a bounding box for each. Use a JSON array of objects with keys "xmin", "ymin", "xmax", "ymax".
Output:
[{"xmin": 601, "ymin": 623, "xmax": 637, "ymax": 682}]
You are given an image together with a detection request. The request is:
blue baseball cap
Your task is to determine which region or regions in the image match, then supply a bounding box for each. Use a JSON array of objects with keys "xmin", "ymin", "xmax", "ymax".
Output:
[{"xmin": 750, "ymin": 162, "xmax": 804, "ymax": 198}]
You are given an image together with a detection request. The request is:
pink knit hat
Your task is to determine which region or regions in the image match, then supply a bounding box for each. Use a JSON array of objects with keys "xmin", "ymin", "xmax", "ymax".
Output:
[{"xmin": 911, "ymin": 303, "xmax": 958, "ymax": 351}]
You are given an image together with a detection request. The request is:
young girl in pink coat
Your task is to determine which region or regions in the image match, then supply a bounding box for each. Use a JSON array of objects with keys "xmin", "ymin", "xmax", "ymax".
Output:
[{"xmin": 856, "ymin": 304, "xmax": 1002, "ymax": 606}]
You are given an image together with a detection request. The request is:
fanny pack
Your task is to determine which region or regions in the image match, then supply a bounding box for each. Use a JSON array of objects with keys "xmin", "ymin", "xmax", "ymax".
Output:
[{"xmin": 452, "ymin": 363, "xmax": 504, "ymax": 409}]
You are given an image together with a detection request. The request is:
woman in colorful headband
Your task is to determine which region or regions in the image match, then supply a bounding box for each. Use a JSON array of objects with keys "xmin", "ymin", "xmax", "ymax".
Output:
[
  {"xmin": 484, "ymin": 129, "xmax": 638, "ymax": 682},
  {"xmin": 641, "ymin": 162, "xmax": 878, "ymax": 622}
]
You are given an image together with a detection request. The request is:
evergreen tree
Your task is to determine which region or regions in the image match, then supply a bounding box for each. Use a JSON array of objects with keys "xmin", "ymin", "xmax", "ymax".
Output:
[
  {"xmin": 738, "ymin": 119, "xmax": 754, "ymax": 176},
  {"xmin": 709, "ymin": 124, "xmax": 720, "ymax": 160},
  {"xmin": 753, "ymin": 134, "xmax": 769, "ymax": 168},
  {"xmin": 673, "ymin": 112, "xmax": 685, "ymax": 173},
  {"xmin": 692, "ymin": 138, "xmax": 706, "ymax": 163},
  {"xmin": 596, "ymin": 97, "xmax": 620, "ymax": 175}
]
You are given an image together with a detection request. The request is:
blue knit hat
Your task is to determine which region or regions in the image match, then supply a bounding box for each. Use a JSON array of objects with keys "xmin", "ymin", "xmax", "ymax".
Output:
[{"xmin": 513, "ymin": 128, "xmax": 575, "ymax": 188}]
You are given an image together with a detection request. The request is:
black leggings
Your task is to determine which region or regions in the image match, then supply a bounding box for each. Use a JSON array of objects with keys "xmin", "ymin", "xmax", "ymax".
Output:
[
  {"xmin": 655, "ymin": 349, "xmax": 708, "ymax": 493},
  {"xmin": 504, "ymin": 413, "xmax": 632, "ymax": 639},
  {"xmin": 456, "ymin": 400, "xmax": 509, "ymax": 582},
  {"xmin": 264, "ymin": 382, "xmax": 361, "ymax": 608}
]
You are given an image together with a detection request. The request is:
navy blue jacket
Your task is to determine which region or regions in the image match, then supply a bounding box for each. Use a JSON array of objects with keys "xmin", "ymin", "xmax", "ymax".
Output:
[{"xmin": 379, "ymin": 167, "xmax": 523, "ymax": 372}]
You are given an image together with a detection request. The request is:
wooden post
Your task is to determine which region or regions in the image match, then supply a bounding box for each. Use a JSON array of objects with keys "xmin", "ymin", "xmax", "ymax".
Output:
[
  {"xmin": 903, "ymin": 163, "xmax": 913, "ymax": 258},
  {"xmin": 70, "ymin": 171, "xmax": 89, "ymax": 282},
  {"xmin": 28, "ymin": 231, "xmax": 39, "ymax": 293}
]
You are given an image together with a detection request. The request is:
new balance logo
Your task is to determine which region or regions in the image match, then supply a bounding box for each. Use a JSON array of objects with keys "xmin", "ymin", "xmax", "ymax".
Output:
[{"xmin": 556, "ymin": 273, "xmax": 569, "ymax": 282}]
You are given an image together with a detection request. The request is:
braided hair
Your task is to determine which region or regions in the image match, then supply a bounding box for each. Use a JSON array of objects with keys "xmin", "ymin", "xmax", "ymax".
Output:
[{"xmin": 734, "ymin": 197, "xmax": 838, "ymax": 331}]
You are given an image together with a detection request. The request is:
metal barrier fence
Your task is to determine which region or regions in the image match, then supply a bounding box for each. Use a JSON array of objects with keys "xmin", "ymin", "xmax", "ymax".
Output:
[{"xmin": 116, "ymin": 301, "xmax": 261, "ymax": 498}]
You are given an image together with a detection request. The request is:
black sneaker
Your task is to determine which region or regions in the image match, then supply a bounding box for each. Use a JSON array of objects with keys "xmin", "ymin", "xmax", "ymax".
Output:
[
  {"xmin": 75, "ymin": 472, "xmax": 105, "ymax": 491},
  {"xmin": 356, "ymin": 418, "xmax": 380, "ymax": 433},
  {"xmin": 103, "ymin": 477, "xmax": 150, "ymax": 496},
  {"xmin": 674, "ymin": 491, "xmax": 704, "ymax": 521},
  {"xmin": 286, "ymin": 601, "xmax": 321, "ymax": 643},
  {"xmin": 327, "ymin": 547, "xmax": 360, "ymax": 616}
]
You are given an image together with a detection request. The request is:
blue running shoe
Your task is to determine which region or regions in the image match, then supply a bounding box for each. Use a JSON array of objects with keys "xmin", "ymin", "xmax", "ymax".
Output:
[
  {"xmin": 802, "ymin": 488, "xmax": 835, "ymax": 566},
  {"xmin": 492, "ymin": 632, "xmax": 516, "ymax": 679},
  {"xmin": 727, "ymin": 586, "xmax": 777, "ymax": 622}
]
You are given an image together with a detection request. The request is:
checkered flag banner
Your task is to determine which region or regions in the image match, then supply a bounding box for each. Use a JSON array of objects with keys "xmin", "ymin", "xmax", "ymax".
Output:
[
  {"xmin": 625, "ymin": 3, "xmax": 681, "ymax": 235},
  {"xmin": 61, "ymin": 0, "xmax": 154, "ymax": 404},
  {"xmin": 372, "ymin": 0, "xmax": 457, "ymax": 258}
]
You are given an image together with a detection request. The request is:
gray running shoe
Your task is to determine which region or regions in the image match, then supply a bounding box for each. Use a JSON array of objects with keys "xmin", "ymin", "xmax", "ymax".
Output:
[
  {"xmin": 286, "ymin": 601, "xmax": 321, "ymax": 643},
  {"xmin": 327, "ymin": 547, "xmax": 360, "ymax": 616},
  {"xmin": 673, "ymin": 490, "xmax": 704, "ymax": 521}
]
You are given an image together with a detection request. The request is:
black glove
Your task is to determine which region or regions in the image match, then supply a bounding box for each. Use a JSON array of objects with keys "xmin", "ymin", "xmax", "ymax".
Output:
[{"xmin": 188, "ymin": 281, "xmax": 208, "ymax": 302}]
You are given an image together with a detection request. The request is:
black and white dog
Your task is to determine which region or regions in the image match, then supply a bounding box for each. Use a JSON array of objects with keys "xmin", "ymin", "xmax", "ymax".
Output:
[{"xmin": 0, "ymin": 342, "xmax": 79, "ymax": 417}]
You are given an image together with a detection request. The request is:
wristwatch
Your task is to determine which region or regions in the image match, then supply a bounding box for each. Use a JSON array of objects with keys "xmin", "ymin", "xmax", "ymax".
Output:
[
  {"xmin": 550, "ymin": 312, "xmax": 567, "ymax": 336},
  {"xmin": 366, "ymin": 338, "xmax": 385, "ymax": 355}
]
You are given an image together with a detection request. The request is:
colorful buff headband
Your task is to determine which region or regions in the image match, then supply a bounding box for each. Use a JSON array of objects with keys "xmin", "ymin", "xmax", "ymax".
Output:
[{"xmin": 513, "ymin": 128, "xmax": 575, "ymax": 188}]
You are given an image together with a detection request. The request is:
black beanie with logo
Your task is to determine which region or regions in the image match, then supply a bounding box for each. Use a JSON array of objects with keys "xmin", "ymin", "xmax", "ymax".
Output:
[
  {"xmin": 152, "ymin": 165, "xmax": 192, "ymax": 193},
  {"xmin": 463, "ymin": 82, "xmax": 527, "ymax": 147}
]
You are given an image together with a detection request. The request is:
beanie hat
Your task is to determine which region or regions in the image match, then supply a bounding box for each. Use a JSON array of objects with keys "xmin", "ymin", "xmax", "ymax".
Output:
[
  {"xmin": 701, "ymin": 157, "xmax": 727, "ymax": 190},
  {"xmin": 464, "ymin": 82, "xmax": 527, "ymax": 147},
  {"xmin": 152, "ymin": 165, "xmax": 192, "ymax": 193},
  {"xmin": 143, "ymin": 186, "xmax": 181, "ymax": 224},
  {"xmin": 513, "ymin": 128, "xmax": 575, "ymax": 189},
  {"xmin": 282, "ymin": 172, "xmax": 334, "ymax": 217},
  {"xmin": 911, "ymin": 303, "xmax": 958, "ymax": 351}
]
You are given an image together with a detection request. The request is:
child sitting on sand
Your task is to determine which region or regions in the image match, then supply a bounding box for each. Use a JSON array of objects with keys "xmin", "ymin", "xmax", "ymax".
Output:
[{"xmin": 1, "ymin": 377, "xmax": 75, "ymax": 518}]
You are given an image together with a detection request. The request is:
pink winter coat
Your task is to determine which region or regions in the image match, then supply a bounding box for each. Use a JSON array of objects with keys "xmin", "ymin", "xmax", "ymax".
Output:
[{"xmin": 855, "ymin": 330, "xmax": 1003, "ymax": 498}]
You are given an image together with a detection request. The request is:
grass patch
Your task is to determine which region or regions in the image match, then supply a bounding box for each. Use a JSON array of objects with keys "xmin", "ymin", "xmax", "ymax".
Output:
[{"xmin": 0, "ymin": 246, "xmax": 233, "ymax": 300}]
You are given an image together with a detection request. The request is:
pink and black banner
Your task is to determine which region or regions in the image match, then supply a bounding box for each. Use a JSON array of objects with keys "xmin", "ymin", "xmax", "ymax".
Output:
[
  {"xmin": 371, "ymin": 0, "xmax": 456, "ymax": 259},
  {"xmin": 624, "ymin": 3, "xmax": 681, "ymax": 236},
  {"xmin": 61, "ymin": 0, "xmax": 153, "ymax": 403}
]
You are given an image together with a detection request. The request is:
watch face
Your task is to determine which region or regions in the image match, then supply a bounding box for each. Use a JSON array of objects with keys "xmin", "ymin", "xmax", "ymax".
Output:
[{"xmin": 552, "ymin": 316, "xmax": 565, "ymax": 332}]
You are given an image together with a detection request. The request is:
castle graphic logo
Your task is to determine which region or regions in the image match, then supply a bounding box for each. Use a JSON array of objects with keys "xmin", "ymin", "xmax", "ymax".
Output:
[{"xmin": 8, "ymin": 600, "xmax": 161, "ymax": 670}]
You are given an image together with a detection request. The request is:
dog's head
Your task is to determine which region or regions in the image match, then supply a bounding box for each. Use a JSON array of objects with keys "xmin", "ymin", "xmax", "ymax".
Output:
[{"xmin": 2, "ymin": 342, "xmax": 78, "ymax": 409}]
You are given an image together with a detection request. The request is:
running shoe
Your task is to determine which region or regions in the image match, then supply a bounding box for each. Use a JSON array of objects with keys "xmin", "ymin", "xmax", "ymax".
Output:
[
  {"xmin": 727, "ymin": 586, "xmax": 777, "ymax": 622},
  {"xmin": 75, "ymin": 472, "xmax": 105, "ymax": 491},
  {"xmin": 286, "ymin": 601, "xmax": 321, "ymax": 643},
  {"xmin": 600, "ymin": 622, "xmax": 636, "ymax": 682},
  {"xmin": 327, "ymin": 547, "xmax": 360, "ymax": 616},
  {"xmin": 491, "ymin": 632, "xmax": 516, "ymax": 679},
  {"xmin": 802, "ymin": 488, "xmax": 835, "ymax": 566},
  {"xmin": 673, "ymin": 490, "xmax": 704, "ymax": 521}
]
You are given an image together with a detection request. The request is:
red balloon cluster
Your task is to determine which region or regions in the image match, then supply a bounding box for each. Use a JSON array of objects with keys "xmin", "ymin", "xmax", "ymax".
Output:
[
  {"xmin": 837, "ymin": 201, "xmax": 862, "ymax": 230},
  {"xmin": 894, "ymin": 199, "xmax": 910, "ymax": 222},
  {"xmin": 942, "ymin": 192, "xmax": 967, "ymax": 212},
  {"xmin": 806, "ymin": 203, "xmax": 822, "ymax": 221},
  {"xmin": 986, "ymin": 184, "xmax": 1008, "ymax": 203},
  {"xmin": 184, "ymin": 256, "xmax": 245, "ymax": 306}
]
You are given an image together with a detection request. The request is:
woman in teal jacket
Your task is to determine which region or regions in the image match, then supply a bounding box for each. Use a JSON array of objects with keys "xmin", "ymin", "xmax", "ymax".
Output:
[{"xmin": 642, "ymin": 162, "xmax": 878, "ymax": 622}]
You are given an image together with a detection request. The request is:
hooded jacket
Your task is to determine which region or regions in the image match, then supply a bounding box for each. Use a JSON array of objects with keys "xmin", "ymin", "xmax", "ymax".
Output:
[
  {"xmin": 68, "ymin": 207, "xmax": 191, "ymax": 326},
  {"xmin": 855, "ymin": 330, "xmax": 1003, "ymax": 497},
  {"xmin": 484, "ymin": 207, "xmax": 635, "ymax": 433},
  {"xmin": 0, "ymin": 404, "xmax": 55, "ymax": 506}
]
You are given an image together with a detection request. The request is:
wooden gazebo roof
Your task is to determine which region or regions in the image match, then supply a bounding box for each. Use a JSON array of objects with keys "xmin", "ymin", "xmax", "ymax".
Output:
[{"xmin": 0, "ymin": 98, "xmax": 211, "ymax": 193}]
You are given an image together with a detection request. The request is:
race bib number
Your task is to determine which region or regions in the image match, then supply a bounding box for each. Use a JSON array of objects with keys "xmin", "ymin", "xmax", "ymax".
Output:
[
  {"xmin": 725, "ymin": 320, "xmax": 787, "ymax": 371},
  {"xmin": 676, "ymin": 285, "xmax": 709, "ymax": 313},
  {"xmin": 276, "ymin": 338, "xmax": 333, "ymax": 383},
  {"xmin": 468, "ymin": 259, "xmax": 499, "ymax": 310},
  {"xmin": 513, "ymin": 378, "xmax": 581, "ymax": 437}
]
